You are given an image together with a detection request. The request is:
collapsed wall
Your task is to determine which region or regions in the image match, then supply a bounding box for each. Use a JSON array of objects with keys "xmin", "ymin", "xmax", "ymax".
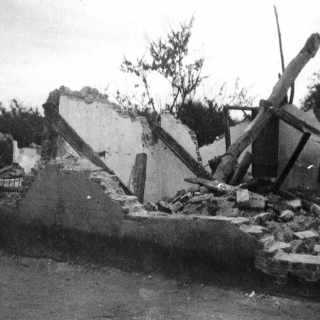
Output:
[
  {"xmin": 199, "ymin": 121, "xmax": 252, "ymax": 171},
  {"xmin": 57, "ymin": 87, "xmax": 201, "ymax": 203},
  {"xmin": 10, "ymin": 157, "xmax": 256, "ymax": 267},
  {"xmin": 279, "ymin": 104, "xmax": 320, "ymax": 192}
]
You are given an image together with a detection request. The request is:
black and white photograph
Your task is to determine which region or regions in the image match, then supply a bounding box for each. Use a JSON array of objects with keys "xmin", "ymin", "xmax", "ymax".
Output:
[{"xmin": 1, "ymin": 0, "xmax": 320, "ymax": 319}]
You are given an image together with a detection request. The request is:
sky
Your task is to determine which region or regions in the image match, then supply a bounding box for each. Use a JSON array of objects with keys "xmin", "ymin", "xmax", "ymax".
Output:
[{"xmin": 0, "ymin": 0, "xmax": 320, "ymax": 112}]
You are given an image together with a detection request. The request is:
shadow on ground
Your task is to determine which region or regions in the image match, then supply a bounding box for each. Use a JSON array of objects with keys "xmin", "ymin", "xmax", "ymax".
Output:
[{"xmin": 0, "ymin": 206, "xmax": 319, "ymax": 300}]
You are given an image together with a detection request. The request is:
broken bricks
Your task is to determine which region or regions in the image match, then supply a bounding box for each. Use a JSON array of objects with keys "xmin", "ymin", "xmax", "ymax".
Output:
[{"xmin": 236, "ymin": 189, "xmax": 250, "ymax": 208}]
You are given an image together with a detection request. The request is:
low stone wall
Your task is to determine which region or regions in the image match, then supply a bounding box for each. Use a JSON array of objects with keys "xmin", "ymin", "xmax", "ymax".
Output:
[{"xmin": 13, "ymin": 163, "xmax": 256, "ymax": 266}]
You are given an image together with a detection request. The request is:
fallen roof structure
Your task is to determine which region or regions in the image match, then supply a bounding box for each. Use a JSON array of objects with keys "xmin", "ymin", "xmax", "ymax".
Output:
[{"xmin": 1, "ymin": 33, "xmax": 320, "ymax": 288}]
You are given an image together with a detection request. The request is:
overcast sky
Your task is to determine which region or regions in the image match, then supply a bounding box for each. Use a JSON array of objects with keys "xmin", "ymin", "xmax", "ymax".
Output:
[{"xmin": 1, "ymin": 0, "xmax": 320, "ymax": 111}]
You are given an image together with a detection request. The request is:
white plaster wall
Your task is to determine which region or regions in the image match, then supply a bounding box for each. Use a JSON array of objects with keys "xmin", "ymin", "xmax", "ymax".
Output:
[
  {"xmin": 160, "ymin": 114, "xmax": 198, "ymax": 159},
  {"xmin": 59, "ymin": 94, "xmax": 197, "ymax": 203},
  {"xmin": 279, "ymin": 104, "xmax": 320, "ymax": 191},
  {"xmin": 199, "ymin": 121, "xmax": 251, "ymax": 170}
]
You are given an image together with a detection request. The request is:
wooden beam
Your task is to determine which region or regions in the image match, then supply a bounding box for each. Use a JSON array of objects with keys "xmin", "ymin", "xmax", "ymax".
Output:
[
  {"xmin": 148, "ymin": 121, "xmax": 214, "ymax": 180},
  {"xmin": 0, "ymin": 165, "xmax": 13, "ymax": 175},
  {"xmin": 272, "ymin": 132, "xmax": 311, "ymax": 192},
  {"xmin": 226, "ymin": 106, "xmax": 259, "ymax": 111},
  {"xmin": 271, "ymin": 107, "xmax": 320, "ymax": 137},
  {"xmin": 213, "ymin": 33, "xmax": 320, "ymax": 182},
  {"xmin": 229, "ymin": 151, "xmax": 253, "ymax": 186},
  {"xmin": 43, "ymin": 102, "xmax": 133, "ymax": 195},
  {"xmin": 184, "ymin": 177, "xmax": 229, "ymax": 194},
  {"xmin": 223, "ymin": 106, "xmax": 231, "ymax": 151},
  {"xmin": 132, "ymin": 153, "xmax": 147, "ymax": 203}
]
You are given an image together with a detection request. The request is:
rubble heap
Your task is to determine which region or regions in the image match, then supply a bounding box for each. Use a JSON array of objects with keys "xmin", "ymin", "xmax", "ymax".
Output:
[
  {"xmin": 55, "ymin": 155, "xmax": 146, "ymax": 214},
  {"xmin": 145, "ymin": 179, "xmax": 320, "ymax": 281}
]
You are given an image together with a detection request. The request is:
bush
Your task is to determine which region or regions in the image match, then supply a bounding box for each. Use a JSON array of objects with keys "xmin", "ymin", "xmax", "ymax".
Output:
[
  {"xmin": 176, "ymin": 100, "xmax": 236, "ymax": 147},
  {"xmin": 0, "ymin": 100, "xmax": 44, "ymax": 148}
]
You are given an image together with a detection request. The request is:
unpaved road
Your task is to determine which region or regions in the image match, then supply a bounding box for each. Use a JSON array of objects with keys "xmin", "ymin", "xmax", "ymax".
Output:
[{"xmin": 0, "ymin": 254, "xmax": 319, "ymax": 320}]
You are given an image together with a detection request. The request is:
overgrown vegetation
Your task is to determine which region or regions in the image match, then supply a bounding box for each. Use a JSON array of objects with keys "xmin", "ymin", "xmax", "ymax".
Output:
[
  {"xmin": 0, "ymin": 100, "xmax": 44, "ymax": 148},
  {"xmin": 117, "ymin": 17, "xmax": 207, "ymax": 114},
  {"xmin": 113, "ymin": 17, "xmax": 254, "ymax": 146},
  {"xmin": 302, "ymin": 70, "xmax": 320, "ymax": 121}
]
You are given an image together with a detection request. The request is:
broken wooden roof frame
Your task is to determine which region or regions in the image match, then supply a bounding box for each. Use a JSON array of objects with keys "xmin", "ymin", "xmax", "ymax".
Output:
[
  {"xmin": 43, "ymin": 34, "xmax": 320, "ymax": 204},
  {"xmin": 42, "ymin": 102, "xmax": 133, "ymax": 196},
  {"xmin": 210, "ymin": 33, "xmax": 320, "ymax": 194}
]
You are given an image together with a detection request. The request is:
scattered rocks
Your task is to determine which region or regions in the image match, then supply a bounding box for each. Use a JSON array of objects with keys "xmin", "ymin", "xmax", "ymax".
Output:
[
  {"xmin": 223, "ymin": 208, "xmax": 240, "ymax": 217},
  {"xmin": 171, "ymin": 201, "xmax": 183, "ymax": 213},
  {"xmin": 290, "ymin": 239, "xmax": 304, "ymax": 254},
  {"xmin": 236, "ymin": 189, "xmax": 250, "ymax": 208},
  {"xmin": 313, "ymin": 244, "xmax": 320, "ymax": 254},
  {"xmin": 189, "ymin": 194, "xmax": 213, "ymax": 204},
  {"xmin": 280, "ymin": 209, "xmax": 294, "ymax": 221},
  {"xmin": 187, "ymin": 185, "xmax": 200, "ymax": 193},
  {"xmin": 240, "ymin": 225, "xmax": 267, "ymax": 239},
  {"xmin": 286, "ymin": 198, "xmax": 302, "ymax": 210},
  {"xmin": 293, "ymin": 230, "xmax": 319, "ymax": 240},
  {"xmin": 253, "ymin": 212, "xmax": 272, "ymax": 225},
  {"xmin": 248, "ymin": 195, "xmax": 266, "ymax": 211},
  {"xmin": 310, "ymin": 203, "xmax": 320, "ymax": 216},
  {"xmin": 144, "ymin": 201, "xmax": 158, "ymax": 212},
  {"xmin": 157, "ymin": 201, "xmax": 172, "ymax": 214},
  {"xmin": 176, "ymin": 189, "xmax": 186, "ymax": 197}
]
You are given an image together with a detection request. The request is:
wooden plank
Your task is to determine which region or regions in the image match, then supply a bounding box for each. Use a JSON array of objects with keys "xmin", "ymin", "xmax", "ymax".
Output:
[
  {"xmin": 43, "ymin": 102, "xmax": 133, "ymax": 195},
  {"xmin": 252, "ymin": 115, "xmax": 279, "ymax": 179},
  {"xmin": 227, "ymin": 106, "xmax": 259, "ymax": 111},
  {"xmin": 272, "ymin": 132, "xmax": 311, "ymax": 192},
  {"xmin": 271, "ymin": 107, "xmax": 320, "ymax": 137},
  {"xmin": 148, "ymin": 121, "xmax": 214, "ymax": 180},
  {"xmin": 132, "ymin": 153, "xmax": 147, "ymax": 203},
  {"xmin": 229, "ymin": 151, "xmax": 253, "ymax": 186},
  {"xmin": 184, "ymin": 177, "xmax": 229, "ymax": 194},
  {"xmin": 223, "ymin": 106, "xmax": 231, "ymax": 151},
  {"xmin": 213, "ymin": 33, "xmax": 320, "ymax": 182}
]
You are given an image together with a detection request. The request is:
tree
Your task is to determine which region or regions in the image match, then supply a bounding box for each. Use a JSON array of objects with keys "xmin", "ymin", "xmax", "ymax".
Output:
[
  {"xmin": 117, "ymin": 17, "xmax": 207, "ymax": 114},
  {"xmin": 301, "ymin": 70, "xmax": 320, "ymax": 121},
  {"xmin": 0, "ymin": 100, "xmax": 44, "ymax": 148},
  {"xmin": 176, "ymin": 77, "xmax": 255, "ymax": 147}
]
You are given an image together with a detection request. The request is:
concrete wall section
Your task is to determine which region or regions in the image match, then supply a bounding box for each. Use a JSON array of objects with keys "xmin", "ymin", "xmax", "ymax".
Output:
[
  {"xmin": 123, "ymin": 214, "xmax": 256, "ymax": 264},
  {"xmin": 16, "ymin": 164, "xmax": 256, "ymax": 265},
  {"xmin": 58, "ymin": 91, "xmax": 198, "ymax": 203},
  {"xmin": 160, "ymin": 114, "xmax": 199, "ymax": 161},
  {"xmin": 18, "ymin": 164, "xmax": 124, "ymax": 236},
  {"xmin": 279, "ymin": 104, "xmax": 320, "ymax": 191}
]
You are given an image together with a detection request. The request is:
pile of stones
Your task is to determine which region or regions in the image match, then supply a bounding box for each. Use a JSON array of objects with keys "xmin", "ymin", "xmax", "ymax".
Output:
[{"xmin": 145, "ymin": 183, "xmax": 320, "ymax": 257}]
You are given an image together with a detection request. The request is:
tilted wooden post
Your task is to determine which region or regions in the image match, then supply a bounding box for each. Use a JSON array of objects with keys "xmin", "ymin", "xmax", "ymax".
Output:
[
  {"xmin": 223, "ymin": 106, "xmax": 231, "ymax": 151},
  {"xmin": 132, "ymin": 153, "xmax": 147, "ymax": 203},
  {"xmin": 272, "ymin": 132, "xmax": 311, "ymax": 192},
  {"xmin": 229, "ymin": 151, "xmax": 253, "ymax": 186},
  {"xmin": 42, "ymin": 102, "xmax": 133, "ymax": 195},
  {"xmin": 213, "ymin": 33, "xmax": 320, "ymax": 182}
]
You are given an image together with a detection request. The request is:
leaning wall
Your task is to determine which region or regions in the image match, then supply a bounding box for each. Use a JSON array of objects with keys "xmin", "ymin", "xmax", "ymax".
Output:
[
  {"xmin": 58, "ymin": 87, "xmax": 199, "ymax": 203},
  {"xmin": 279, "ymin": 104, "xmax": 320, "ymax": 191}
]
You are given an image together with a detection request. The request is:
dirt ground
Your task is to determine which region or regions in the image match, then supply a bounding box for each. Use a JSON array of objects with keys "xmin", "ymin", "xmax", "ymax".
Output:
[{"xmin": 0, "ymin": 253, "xmax": 319, "ymax": 320}]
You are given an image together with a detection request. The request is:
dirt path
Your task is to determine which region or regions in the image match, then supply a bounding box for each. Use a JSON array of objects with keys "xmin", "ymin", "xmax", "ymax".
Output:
[{"xmin": 0, "ymin": 253, "xmax": 319, "ymax": 320}]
